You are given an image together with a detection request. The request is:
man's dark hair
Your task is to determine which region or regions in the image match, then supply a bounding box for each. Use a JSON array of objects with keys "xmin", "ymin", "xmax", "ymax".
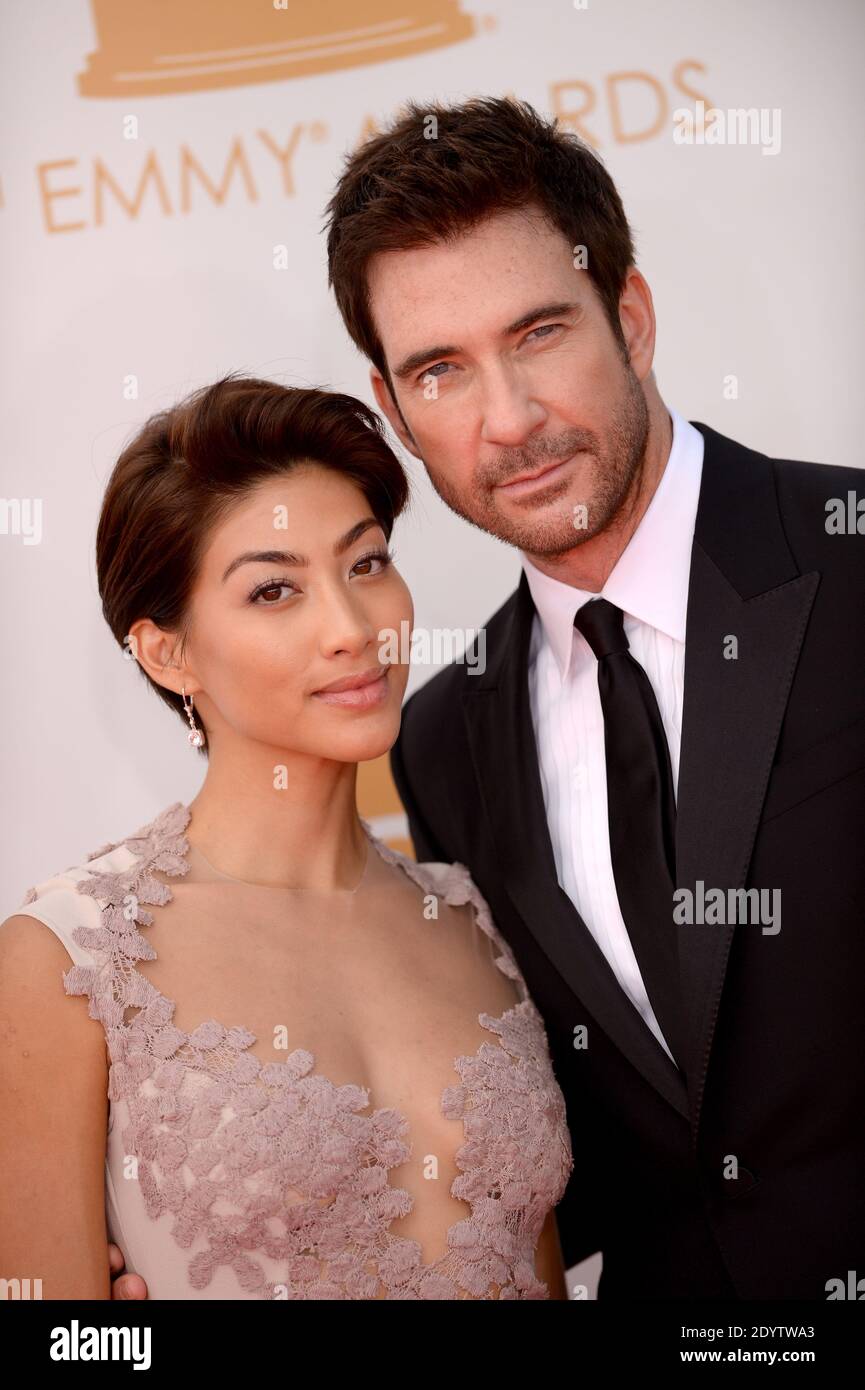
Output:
[{"xmin": 324, "ymin": 95, "xmax": 637, "ymax": 401}]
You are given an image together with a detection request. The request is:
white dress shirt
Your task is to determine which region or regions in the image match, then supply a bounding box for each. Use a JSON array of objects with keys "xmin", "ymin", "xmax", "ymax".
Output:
[{"xmin": 521, "ymin": 408, "xmax": 704, "ymax": 1065}]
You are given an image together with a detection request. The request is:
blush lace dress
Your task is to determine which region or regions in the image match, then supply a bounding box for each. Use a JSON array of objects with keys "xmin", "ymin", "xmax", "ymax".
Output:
[{"xmin": 12, "ymin": 801, "xmax": 573, "ymax": 1299}]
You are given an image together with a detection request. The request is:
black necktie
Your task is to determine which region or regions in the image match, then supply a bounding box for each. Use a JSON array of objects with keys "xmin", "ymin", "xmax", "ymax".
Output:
[{"xmin": 574, "ymin": 598, "xmax": 685, "ymax": 1068}]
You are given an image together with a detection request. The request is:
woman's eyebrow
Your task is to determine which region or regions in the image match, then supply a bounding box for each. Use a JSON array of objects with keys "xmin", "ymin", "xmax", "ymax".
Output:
[{"xmin": 221, "ymin": 517, "xmax": 380, "ymax": 582}]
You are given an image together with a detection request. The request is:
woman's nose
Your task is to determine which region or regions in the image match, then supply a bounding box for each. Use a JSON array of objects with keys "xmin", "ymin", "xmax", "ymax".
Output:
[{"xmin": 318, "ymin": 585, "xmax": 376, "ymax": 657}]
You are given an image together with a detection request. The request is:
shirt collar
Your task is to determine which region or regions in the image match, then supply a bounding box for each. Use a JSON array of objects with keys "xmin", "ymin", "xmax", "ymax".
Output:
[{"xmin": 520, "ymin": 407, "xmax": 704, "ymax": 680}]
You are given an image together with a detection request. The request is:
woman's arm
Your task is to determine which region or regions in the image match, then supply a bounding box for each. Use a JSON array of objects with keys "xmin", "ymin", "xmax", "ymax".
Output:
[
  {"xmin": 0, "ymin": 914, "xmax": 111, "ymax": 1299},
  {"xmin": 534, "ymin": 1205, "xmax": 568, "ymax": 1299}
]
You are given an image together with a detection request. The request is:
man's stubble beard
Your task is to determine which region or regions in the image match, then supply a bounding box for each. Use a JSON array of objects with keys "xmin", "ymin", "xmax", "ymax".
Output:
[{"xmin": 418, "ymin": 362, "xmax": 650, "ymax": 559}]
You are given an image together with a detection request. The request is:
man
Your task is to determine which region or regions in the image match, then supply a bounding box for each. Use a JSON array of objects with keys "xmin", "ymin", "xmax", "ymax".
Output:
[
  {"xmin": 108, "ymin": 95, "xmax": 864, "ymax": 1301},
  {"xmin": 323, "ymin": 95, "xmax": 865, "ymax": 1299}
]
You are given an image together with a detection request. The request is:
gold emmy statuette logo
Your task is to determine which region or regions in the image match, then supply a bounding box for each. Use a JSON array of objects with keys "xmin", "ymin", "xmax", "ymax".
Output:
[{"xmin": 78, "ymin": 0, "xmax": 476, "ymax": 97}]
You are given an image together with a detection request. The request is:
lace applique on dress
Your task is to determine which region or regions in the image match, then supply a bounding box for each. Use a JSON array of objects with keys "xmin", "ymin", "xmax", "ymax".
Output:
[{"xmin": 57, "ymin": 802, "xmax": 573, "ymax": 1299}]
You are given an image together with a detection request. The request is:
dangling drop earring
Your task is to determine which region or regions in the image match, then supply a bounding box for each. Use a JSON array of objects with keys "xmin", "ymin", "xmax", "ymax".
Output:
[{"xmin": 182, "ymin": 685, "xmax": 204, "ymax": 747}]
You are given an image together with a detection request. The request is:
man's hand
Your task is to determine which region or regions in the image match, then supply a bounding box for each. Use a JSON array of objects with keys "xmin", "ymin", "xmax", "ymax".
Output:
[{"xmin": 109, "ymin": 1242, "xmax": 148, "ymax": 1299}]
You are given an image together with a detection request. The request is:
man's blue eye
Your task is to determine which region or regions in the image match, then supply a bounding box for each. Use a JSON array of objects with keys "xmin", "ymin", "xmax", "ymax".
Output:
[{"xmin": 420, "ymin": 362, "xmax": 451, "ymax": 382}]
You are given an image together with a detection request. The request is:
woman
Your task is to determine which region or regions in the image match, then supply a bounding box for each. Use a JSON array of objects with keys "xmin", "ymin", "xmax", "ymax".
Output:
[{"xmin": 0, "ymin": 374, "xmax": 573, "ymax": 1300}]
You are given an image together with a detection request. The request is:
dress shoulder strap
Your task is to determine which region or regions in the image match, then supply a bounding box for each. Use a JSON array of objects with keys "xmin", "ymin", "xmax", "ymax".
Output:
[
  {"xmin": 360, "ymin": 822, "xmax": 530, "ymax": 1001},
  {"xmin": 12, "ymin": 802, "xmax": 191, "ymax": 1052}
]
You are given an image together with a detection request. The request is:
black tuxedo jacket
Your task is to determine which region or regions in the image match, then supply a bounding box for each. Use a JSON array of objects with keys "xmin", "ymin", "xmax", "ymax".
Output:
[{"xmin": 390, "ymin": 421, "xmax": 865, "ymax": 1299}]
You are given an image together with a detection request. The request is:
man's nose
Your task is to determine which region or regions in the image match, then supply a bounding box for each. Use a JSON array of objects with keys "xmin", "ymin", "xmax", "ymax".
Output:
[{"xmin": 478, "ymin": 362, "xmax": 546, "ymax": 446}]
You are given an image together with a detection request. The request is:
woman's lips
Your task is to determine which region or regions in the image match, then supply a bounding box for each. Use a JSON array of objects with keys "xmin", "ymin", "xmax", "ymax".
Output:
[{"xmin": 311, "ymin": 671, "xmax": 389, "ymax": 709}]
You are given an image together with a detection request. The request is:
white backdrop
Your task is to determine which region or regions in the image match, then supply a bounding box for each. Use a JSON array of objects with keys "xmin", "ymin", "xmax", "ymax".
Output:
[{"xmin": 2, "ymin": 0, "xmax": 863, "ymax": 890}]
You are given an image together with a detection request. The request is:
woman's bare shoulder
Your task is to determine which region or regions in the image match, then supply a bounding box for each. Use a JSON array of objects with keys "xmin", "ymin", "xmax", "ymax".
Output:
[
  {"xmin": 0, "ymin": 909, "xmax": 110, "ymax": 1073},
  {"xmin": 0, "ymin": 912, "xmax": 112, "ymax": 1298}
]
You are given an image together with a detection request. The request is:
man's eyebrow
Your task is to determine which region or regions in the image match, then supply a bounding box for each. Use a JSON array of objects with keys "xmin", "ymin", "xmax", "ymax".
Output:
[
  {"xmin": 391, "ymin": 301, "xmax": 582, "ymax": 381},
  {"xmin": 221, "ymin": 517, "xmax": 381, "ymax": 582}
]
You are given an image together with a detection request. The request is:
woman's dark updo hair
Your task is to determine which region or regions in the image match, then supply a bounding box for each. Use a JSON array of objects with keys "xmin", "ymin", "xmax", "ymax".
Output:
[{"xmin": 96, "ymin": 373, "xmax": 411, "ymax": 755}]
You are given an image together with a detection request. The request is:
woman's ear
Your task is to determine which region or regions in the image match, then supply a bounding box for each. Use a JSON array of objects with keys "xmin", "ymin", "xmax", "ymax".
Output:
[{"xmin": 126, "ymin": 618, "xmax": 195, "ymax": 698}]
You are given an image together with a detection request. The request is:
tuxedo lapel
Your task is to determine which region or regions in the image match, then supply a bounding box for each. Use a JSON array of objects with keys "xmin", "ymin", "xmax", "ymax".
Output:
[
  {"xmin": 677, "ymin": 423, "xmax": 819, "ymax": 1143},
  {"xmin": 461, "ymin": 568, "xmax": 690, "ymax": 1121},
  {"xmin": 459, "ymin": 421, "xmax": 820, "ymax": 1136}
]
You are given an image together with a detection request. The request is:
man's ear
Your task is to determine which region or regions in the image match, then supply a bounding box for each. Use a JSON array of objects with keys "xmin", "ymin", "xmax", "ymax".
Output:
[
  {"xmin": 370, "ymin": 367, "xmax": 422, "ymax": 460},
  {"xmin": 617, "ymin": 267, "xmax": 656, "ymax": 384}
]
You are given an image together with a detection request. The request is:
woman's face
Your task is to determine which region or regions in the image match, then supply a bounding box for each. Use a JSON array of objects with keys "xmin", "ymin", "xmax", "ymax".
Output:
[{"xmin": 179, "ymin": 462, "xmax": 413, "ymax": 764}]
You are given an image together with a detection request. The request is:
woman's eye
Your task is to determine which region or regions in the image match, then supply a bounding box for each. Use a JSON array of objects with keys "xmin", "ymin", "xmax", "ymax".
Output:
[
  {"xmin": 352, "ymin": 548, "xmax": 393, "ymax": 577},
  {"xmin": 248, "ymin": 550, "xmax": 392, "ymax": 604},
  {"xmin": 249, "ymin": 579, "xmax": 294, "ymax": 604}
]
